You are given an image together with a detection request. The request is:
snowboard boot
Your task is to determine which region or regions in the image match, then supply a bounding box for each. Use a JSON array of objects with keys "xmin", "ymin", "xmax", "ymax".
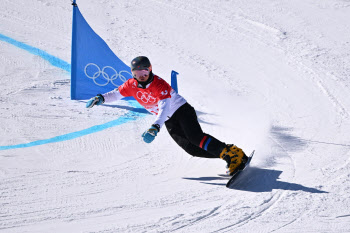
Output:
[{"xmin": 220, "ymin": 144, "xmax": 248, "ymax": 175}]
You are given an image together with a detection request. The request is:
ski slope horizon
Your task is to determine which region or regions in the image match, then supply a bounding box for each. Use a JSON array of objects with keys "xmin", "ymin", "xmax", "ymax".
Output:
[{"xmin": 1, "ymin": 0, "xmax": 350, "ymax": 232}]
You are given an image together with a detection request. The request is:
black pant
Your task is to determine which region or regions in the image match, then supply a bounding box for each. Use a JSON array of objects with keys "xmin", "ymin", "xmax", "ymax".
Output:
[{"xmin": 165, "ymin": 103, "xmax": 226, "ymax": 158}]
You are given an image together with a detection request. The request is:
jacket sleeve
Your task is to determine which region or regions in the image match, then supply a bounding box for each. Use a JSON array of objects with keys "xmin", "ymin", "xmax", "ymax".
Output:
[
  {"xmin": 102, "ymin": 88, "xmax": 124, "ymax": 103},
  {"xmin": 153, "ymin": 98, "xmax": 171, "ymax": 129}
]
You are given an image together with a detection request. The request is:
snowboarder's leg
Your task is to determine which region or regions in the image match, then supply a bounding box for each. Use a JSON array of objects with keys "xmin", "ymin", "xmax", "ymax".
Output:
[
  {"xmin": 166, "ymin": 103, "xmax": 226, "ymax": 157},
  {"xmin": 165, "ymin": 114, "xmax": 216, "ymax": 158},
  {"xmin": 166, "ymin": 103, "xmax": 248, "ymax": 174}
]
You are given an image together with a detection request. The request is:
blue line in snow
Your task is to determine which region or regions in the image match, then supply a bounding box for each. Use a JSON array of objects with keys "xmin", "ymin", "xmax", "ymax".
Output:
[
  {"xmin": 0, "ymin": 33, "xmax": 147, "ymax": 151},
  {"xmin": 0, "ymin": 109, "xmax": 147, "ymax": 150},
  {"xmin": 0, "ymin": 33, "xmax": 71, "ymax": 72}
]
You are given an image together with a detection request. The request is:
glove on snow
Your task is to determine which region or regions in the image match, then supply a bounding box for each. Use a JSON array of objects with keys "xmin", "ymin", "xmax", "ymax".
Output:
[
  {"xmin": 142, "ymin": 125, "xmax": 160, "ymax": 143},
  {"xmin": 86, "ymin": 94, "xmax": 104, "ymax": 108}
]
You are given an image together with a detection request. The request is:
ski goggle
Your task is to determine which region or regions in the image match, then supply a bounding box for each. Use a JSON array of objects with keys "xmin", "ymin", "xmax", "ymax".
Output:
[{"xmin": 132, "ymin": 69, "xmax": 150, "ymax": 79}]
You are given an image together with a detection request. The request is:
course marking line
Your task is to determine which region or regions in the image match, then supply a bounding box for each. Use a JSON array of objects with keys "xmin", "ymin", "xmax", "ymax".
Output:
[
  {"xmin": 0, "ymin": 33, "xmax": 147, "ymax": 150},
  {"xmin": 0, "ymin": 33, "xmax": 71, "ymax": 72}
]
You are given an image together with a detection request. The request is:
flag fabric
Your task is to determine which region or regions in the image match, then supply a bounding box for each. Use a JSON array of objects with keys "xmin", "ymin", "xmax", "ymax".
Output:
[
  {"xmin": 71, "ymin": 4, "xmax": 132, "ymax": 100},
  {"xmin": 171, "ymin": 71, "xmax": 179, "ymax": 93},
  {"xmin": 70, "ymin": 2, "xmax": 179, "ymax": 100}
]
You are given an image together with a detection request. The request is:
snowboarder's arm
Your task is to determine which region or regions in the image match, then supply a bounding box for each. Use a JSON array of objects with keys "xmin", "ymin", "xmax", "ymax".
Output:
[
  {"xmin": 86, "ymin": 89, "xmax": 125, "ymax": 108},
  {"xmin": 142, "ymin": 98, "xmax": 170, "ymax": 144},
  {"xmin": 102, "ymin": 88, "xmax": 124, "ymax": 103},
  {"xmin": 86, "ymin": 80, "xmax": 131, "ymax": 108},
  {"xmin": 153, "ymin": 98, "xmax": 171, "ymax": 129}
]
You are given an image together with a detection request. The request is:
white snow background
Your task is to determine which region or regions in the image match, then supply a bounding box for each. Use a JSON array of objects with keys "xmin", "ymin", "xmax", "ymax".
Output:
[{"xmin": 1, "ymin": 0, "xmax": 350, "ymax": 232}]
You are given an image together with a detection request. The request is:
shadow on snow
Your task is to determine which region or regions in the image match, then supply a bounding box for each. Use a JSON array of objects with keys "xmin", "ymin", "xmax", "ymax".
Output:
[{"xmin": 183, "ymin": 167, "xmax": 327, "ymax": 194}]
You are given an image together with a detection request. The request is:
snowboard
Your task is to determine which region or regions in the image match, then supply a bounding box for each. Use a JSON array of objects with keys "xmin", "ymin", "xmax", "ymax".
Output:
[{"xmin": 226, "ymin": 150, "xmax": 255, "ymax": 188}]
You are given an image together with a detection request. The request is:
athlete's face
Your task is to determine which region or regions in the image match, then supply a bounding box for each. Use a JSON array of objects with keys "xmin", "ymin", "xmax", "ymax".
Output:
[{"xmin": 132, "ymin": 69, "xmax": 150, "ymax": 82}]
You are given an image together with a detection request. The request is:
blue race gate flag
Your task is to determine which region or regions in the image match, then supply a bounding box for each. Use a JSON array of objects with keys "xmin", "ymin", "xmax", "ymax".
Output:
[{"xmin": 71, "ymin": 2, "xmax": 132, "ymax": 100}]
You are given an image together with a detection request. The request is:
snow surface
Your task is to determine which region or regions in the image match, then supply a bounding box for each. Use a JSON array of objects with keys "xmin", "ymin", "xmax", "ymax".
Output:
[{"xmin": 1, "ymin": 0, "xmax": 350, "ymax": 232}]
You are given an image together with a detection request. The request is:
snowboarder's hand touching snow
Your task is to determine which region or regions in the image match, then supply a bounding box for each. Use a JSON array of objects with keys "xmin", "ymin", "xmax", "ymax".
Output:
[{"xmin": 86, "ymin": 94, "xmax": 104, "ymax": 108}]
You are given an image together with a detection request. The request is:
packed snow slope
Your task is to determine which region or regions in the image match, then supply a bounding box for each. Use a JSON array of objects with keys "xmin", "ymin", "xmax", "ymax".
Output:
[{"xmin": 1, "ymin": 0, "xmax": 350, "ymax": 232}]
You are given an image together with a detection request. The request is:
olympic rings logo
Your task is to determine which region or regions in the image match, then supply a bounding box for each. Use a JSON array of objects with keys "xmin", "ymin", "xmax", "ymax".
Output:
[
  {"xmin": 136, "ymin": 91, "xmax": 156, "ymax": 104},
  {"xmin": 84, "ymin": 63, "xmax": 132, "ymax": 87}
]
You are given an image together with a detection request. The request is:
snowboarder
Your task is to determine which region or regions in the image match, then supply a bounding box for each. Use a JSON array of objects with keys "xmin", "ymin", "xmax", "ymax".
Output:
[{"xmin": 86, "ymin": 56, "xmax": 247, "ymax": 175}]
